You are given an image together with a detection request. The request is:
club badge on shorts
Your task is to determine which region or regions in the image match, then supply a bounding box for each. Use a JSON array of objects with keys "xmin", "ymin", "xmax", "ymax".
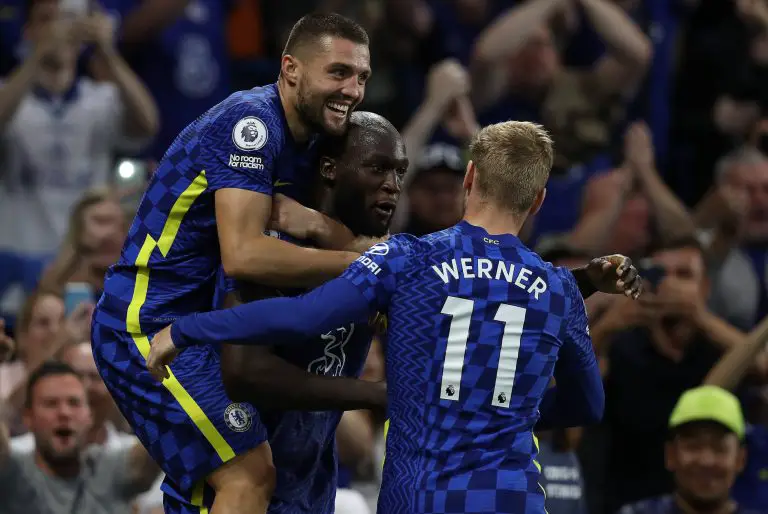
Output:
[{"xmin": 224, "ymin": 403, "xmax": 253, "ymax": 432}]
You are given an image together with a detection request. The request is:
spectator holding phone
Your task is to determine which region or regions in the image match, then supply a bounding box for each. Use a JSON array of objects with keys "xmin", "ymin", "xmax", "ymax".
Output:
[
  {"xmin": 39, "ymin": 188, "xmax": 127, "ymax": 302},
  {"xmin": 590, "ymin": 237, "xmax": 747, "ymax": 513},
  {"xmin": 0, "ymin": 290, "xmax": 92, "ymax": 436}
]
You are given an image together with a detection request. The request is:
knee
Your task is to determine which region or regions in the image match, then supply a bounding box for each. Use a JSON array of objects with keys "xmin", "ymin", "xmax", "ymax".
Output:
[{"xmin": 208, "ymin": 443, "xmax": 276, "ymax": 497}]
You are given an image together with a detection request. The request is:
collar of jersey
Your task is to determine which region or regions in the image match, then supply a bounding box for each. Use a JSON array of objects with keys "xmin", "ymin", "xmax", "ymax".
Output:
[
  {"xmin": 33, "ymin": 81, "xmax": 80, "ymax": 107},
  {"xmin": 457, "ymin": 220, "xmax": 523, "ymax": 248}
]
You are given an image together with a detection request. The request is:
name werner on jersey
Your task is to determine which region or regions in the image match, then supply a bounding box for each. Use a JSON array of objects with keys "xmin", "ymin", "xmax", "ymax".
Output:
[{"xmin": 432, "ymin": 258, "xmax": 548, "ymax": 299}]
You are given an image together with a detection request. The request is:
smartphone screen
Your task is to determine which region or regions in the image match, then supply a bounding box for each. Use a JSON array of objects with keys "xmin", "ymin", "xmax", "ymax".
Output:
[{"xmin": 64, "ymin": 283, "xmax": 93, "ymax": 315}]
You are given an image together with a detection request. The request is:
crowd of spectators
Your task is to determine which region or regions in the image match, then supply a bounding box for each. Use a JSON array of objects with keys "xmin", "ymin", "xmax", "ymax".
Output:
[{"xmin": 2, "ymin": 0, "xmax": 768, "ymax": 513}]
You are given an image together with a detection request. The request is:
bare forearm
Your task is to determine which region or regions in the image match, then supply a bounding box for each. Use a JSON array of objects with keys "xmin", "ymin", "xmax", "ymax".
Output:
[
  {"xmin": 402, "ymin": 101, "xmax": 444, "ymax": 180},
  {"xmin": 93, "ymin": 47, "xmax": 159, "ymax": 137},
  {"xmin": 567, "ymin": 204, "xmax": 625, "ymax": 254},
  {"xmin": 0, "ymin": 56, "xmax": 41, "ymax": 129},
  {"xmin": 580, "ymin": 0, "xmax": 652, "ymax": 65},
  {"xmin": 119, "ymin": 0, "xmax": 192, "ymax": 47},
  {"xmin": 695, "ymin": 311, "xmax": 746, "ymax": 352},
  {"xmin": 637, "ymin": 168, "xmax": 696, "ymax": 242},
  {"xmin": 705, "ymin": 316, "xmax": 768, "ymax": 390},
  {"xmin": 473, "ymin": 0, "xmax": 565, "ymax": 64},
  {"xmin": 227, "ymin": 235, "xmax": 358, "ymax": 288}
]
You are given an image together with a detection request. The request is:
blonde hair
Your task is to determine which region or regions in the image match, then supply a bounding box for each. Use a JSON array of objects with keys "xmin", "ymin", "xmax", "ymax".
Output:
[
  {"xmin": 469, "ymin": 121, "xmax": 554, "ymax": 213},
  {"xmin": 63, "ymin": 187, "xmax": 120, "ymax": 251}
]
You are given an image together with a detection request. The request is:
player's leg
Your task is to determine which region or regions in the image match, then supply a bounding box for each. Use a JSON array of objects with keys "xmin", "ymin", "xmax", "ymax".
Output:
[
  {"xmin": 206, "ymin": 442, "xmax": 275, "ymax": 513},
  {"xmin": 91, "ymin": 325, "xmax": 274, "ymax": 512},
  {"xmin": 158, "ymin": 342, "xmax": 277, "ymax": 513}
]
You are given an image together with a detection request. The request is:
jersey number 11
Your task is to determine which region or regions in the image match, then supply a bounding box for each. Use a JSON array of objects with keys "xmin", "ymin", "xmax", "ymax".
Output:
[{"xmin": 440, "ymin": 296, "xmax": 527, "ymax": 409}]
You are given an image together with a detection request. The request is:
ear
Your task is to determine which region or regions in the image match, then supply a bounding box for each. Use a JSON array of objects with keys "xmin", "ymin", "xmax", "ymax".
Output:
[
  {"xmin": 664, "ymin": 440, "xmax": 676, "ymax": 472},
  {"xmin": 320, "ymin": 156, "xmax": 336, "ymax": 183},
  {"xmin": 280, "ymin": 55, "xmax": 300, "ymax": 87},
  {"xmin": 463, "ymin": 161, "xmax": 475, "ymax": 193},
  {"xmin": 529, "ymin": 188, "xmax": 547, "ymax": 216},
  {"xmin": 22, "ymin": 407, "xmax": 33, "ymax": 432},
  {"xmin": 736, "ymin": 444, "xmax": 747, "ymax": 474}
]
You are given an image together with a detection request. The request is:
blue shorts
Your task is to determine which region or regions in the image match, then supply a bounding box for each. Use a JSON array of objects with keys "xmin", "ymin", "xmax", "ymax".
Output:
[{"xmin": 91, "ymin": 323, "xmax": 268, "ymax": 497}]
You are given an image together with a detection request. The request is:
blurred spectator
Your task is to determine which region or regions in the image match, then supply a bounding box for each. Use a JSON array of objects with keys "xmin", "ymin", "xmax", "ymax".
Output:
[
  {"xmin": 11, "ymin": 342, "xmax": 130, "ymax": 452},
  {"xmin": 708, "ymin": 147, "xmax": 768, "ymax": 331},
  {"xmin": 394, "ymin": 143, "xmax": 466, "ymax": 236},
  {"xmin": 0, "ymin": 290, "xmax": 92, "ymax": 435},
  {"xmin": 0, "ymin": 361, "xmax": 159, "ymax": 514},
  {"xmin": 94, "ymin": 0, "xmax": 232, "ymax": 160},
  {"xmin": 703, "ymin": 315, "xmax": 768, "ymax": 512},
  {"xmin": 569, "ymin": 121, "xmax": 695, "ymax": 256},
  {"xmin": 673, "ymin": 0, "xmax": 768, "ymax": 203},
  {"xmin": 10, "ymin": 341, "xmax": 165, "ymax": 513},
  {"xmin": 618, "ymin": 386, "xmax": 758, "ymax": 514},
  {"xmin": 593, "ymin": 238, "xmax": 745, "ymax": 513},
  {"xmin": 38, "ymin": 188, "xmax": 128, "ymax": 299},
  {"xmin": 0, "ymin": 1, "xmax": 157, "ymax": 323},
  {"xmin": 392, "ymin": 58, "xmax": 476, "ymax": 234},
  {"xmin": 471, "ymin": 0, "xmax": 651, "ymax": 244}
]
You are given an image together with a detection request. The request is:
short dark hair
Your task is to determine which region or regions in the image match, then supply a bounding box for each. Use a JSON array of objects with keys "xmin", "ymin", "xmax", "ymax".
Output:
[
  {"xmin": 317, "ymin": 111, "xmax": 396, "ymax": 161},
  {"xmin": 283, "ymin": 13, "xmax": 369, "ymax": 57},
  {"xmin": 25, "ymin": 360, "xmax": 83, "ymax": 408},
  {"xmin": 647, "ymin": 235, "xmax": 706, "ymax": 257}
]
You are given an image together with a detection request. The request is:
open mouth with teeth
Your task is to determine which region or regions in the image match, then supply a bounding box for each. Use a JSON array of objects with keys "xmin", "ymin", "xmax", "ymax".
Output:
[{"xmin": 326, "ymin": 101, "xmax": 350, "ymax": 118}]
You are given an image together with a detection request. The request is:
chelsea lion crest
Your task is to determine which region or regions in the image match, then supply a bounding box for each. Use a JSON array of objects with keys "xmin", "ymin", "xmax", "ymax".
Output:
[{"xmin": 224, "ymin": 403, "xmax": 253, "ymax": 432}]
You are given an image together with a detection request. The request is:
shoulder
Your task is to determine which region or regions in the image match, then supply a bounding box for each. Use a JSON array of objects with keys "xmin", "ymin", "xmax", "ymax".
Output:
[
  {"xmin": 201, "ymin": 86, "xmax": 285, "ymax": 155},
  {"xmin": 540, "ymin": 261, "xmax": 579, "ymax": 302},
  {"xmin": 8, "ymin": 433, "xmax": 34, "ymax": 454}
]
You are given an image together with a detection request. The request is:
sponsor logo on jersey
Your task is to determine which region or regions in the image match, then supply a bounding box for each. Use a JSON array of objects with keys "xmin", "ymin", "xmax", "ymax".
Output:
[
  {"xmin": 224, "ymin": 403, "xmax": 252, "ymax": 432},
  {"xmin": 355, "ymin": 255, "xmax": 381, "ymax": 276},
  {"xmin": 232, "ymin": 116, "xmax": 268, "ymax": 151},
  {"xmin": 367, "ymin": 242, "xmax": 389, "ymax": 256},
  {"xmin": 228, "ymin": 154, "xmax": 264, "ymax": 170}
]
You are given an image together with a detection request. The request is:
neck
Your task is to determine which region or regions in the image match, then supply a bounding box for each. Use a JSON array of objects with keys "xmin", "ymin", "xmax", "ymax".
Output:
[
  {"xmin": 37, "ymin": 70, "xmax": 75, "ymax": 96},
  {"xmin": 277, "ymin": 77, "xmax": 311, "ymax": 143},
  {"xmin": 35, "ymin": 450, "xmax": 80, "ymax": 479},
  {"xmin": 463, "ymin": 198, "xmax": 525, "ymax": 236},
  {"xmin": 69, "ymin": 258, "xmax": 106, "ymax": 290},
  {"xmin": 674, "ymin": 492, "xmax": 736, "ymax": 514}
]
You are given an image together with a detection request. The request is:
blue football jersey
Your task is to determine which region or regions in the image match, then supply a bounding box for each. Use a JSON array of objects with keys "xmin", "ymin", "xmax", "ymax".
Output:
[
  {"xmin": 339, "ymin": 221, "xmax": 595, "ymax": 514},
  {"xmin": 213, "ymin": 233, "xmax": 374, "ymax": 514},
  {"xmin": 94, "ymin": 83, "xmax": 318, "ymax": 335}
]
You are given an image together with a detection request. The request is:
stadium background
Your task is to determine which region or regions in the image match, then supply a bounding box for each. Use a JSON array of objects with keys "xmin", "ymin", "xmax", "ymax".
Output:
[{"xmin": 1, "ymin": 0, "xmax": 768, "ymax": 513}]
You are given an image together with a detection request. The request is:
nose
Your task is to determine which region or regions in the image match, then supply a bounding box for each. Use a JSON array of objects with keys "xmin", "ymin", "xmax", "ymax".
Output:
[
  {"xmin": 382, "ymin": 171, "xmax": 401, "ymax": 195},
  {"xmin": 340, "ymin": 77, "xmax": 363, "ymax": 104}
]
